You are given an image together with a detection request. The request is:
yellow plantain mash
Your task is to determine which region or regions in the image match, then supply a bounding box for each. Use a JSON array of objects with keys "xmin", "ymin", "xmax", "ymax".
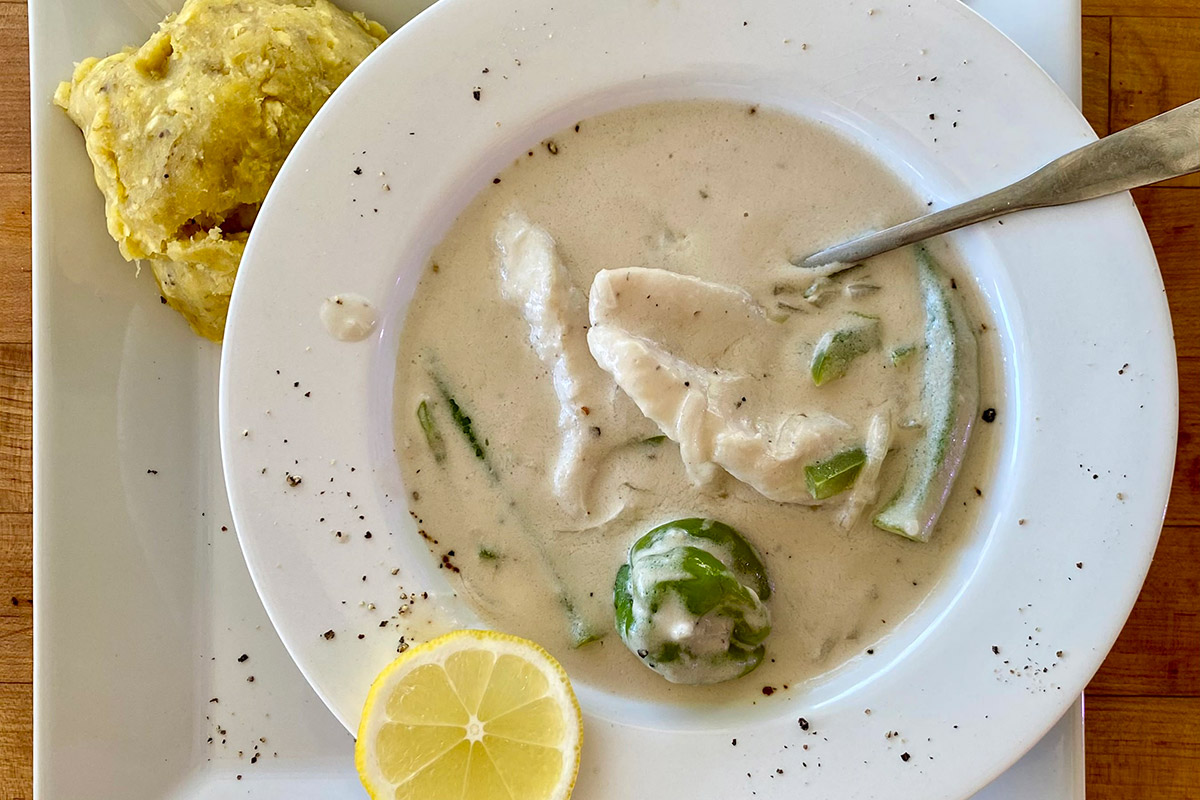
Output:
[{"xmin": 55, "ymin": 0, "xmax": 387, "ymax": 340}]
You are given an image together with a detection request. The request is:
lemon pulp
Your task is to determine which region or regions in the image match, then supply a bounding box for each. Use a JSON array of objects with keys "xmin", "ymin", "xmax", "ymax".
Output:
[{"xmin": 356, "ymin": 629, "xmax": 582, "ymax": 800}]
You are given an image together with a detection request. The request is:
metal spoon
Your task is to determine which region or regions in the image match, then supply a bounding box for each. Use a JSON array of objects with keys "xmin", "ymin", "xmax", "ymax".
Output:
[{"xmin": 796, "ymin": 98, "xmax": 1200, "ymax": 271}]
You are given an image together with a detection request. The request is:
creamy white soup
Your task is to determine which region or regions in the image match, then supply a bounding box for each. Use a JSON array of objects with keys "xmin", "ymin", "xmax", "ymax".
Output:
[{"xmin": 394, "ymin": 100, "xmax": 998, "ymax": 706}]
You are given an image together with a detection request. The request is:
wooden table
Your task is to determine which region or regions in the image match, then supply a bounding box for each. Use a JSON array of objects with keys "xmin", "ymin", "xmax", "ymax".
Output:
[{"xmin": 0, "ymin": 1, "xmax": 1196, "ymax": 797}]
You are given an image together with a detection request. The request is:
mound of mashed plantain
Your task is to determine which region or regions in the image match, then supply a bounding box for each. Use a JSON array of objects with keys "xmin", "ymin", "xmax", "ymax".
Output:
[{"xmin": 54, "ymin": 0, "xmax": 387, "ymax": 340}]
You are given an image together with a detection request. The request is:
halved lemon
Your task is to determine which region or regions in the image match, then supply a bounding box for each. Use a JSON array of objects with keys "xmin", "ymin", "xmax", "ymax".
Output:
[{"xmin": 355, "ymin": 629, "xmax": 582, "ymax": 800}]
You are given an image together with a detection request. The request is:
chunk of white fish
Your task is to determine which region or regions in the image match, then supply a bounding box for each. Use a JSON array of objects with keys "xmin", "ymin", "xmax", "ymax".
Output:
[
  {"xmin": 587, "ymin": 267, "xmax": 852, "ymax": 504},
  {"xmin": 495, "ymin": 214, "xmax": 652, "ymax": 516}
]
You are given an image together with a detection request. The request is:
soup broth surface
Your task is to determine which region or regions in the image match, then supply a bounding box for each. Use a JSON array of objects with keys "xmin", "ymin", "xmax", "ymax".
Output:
[{"xmin": 395, "ymin": 100, "xmax": 999, "ymax": 706}]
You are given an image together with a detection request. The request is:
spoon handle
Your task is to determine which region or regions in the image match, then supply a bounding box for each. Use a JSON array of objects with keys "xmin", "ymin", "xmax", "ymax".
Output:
[{"xmin": 799, "ymin": 98, "xmax": 1200, "ymax": 269}]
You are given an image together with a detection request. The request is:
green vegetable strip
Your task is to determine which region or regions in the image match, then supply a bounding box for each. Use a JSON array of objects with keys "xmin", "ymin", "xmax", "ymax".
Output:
[
  {"xmin": 804, "ymin": 447, "xmax": 867, "ymax": 500},
  {"xmin": 415, "ymin": 400, "xmax": 447, "ymax": 463},
  {"xmin": 872, "ymin": 247, "xmax": 979, "ymax": 542},
  {"xmin": 810, "ymin": 313, "xmax": 881, "ymax": 386},
  {"xmin": 424, "ymin": 360, "xmax": 601, "ymax": 646},
  {"xmin": 890, "ymin": 344, "xmax": 917, "ymax": 367},
  {"xmin": 565, "ymin": 596, "xmax": 605, "ymax": 648},
  {"xmin": 433, "ymin": 381, "xmax": 486, "ymax": 462}
]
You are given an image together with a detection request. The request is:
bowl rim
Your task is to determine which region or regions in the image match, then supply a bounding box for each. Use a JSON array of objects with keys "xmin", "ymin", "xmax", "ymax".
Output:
[{"xmin": 219, "ymin": 1, "xmax": 1177, "ymax": 797}]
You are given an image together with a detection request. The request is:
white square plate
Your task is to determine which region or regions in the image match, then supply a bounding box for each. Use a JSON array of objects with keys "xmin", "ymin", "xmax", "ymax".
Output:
[{"xmin": 30, "ymin": 0, "xmax": 1083, "ymax": 796}]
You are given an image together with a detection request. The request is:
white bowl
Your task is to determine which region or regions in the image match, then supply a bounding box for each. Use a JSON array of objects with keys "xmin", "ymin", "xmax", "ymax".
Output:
[{"xmin": 219, "ymin": 0, "xmax": 1177, "ymax": 797}]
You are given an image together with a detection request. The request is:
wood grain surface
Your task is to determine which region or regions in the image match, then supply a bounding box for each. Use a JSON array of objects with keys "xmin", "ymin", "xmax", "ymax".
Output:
[{"xmin": 1, "ymin": 2, "xmax": 1197, "ymax": 798}]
